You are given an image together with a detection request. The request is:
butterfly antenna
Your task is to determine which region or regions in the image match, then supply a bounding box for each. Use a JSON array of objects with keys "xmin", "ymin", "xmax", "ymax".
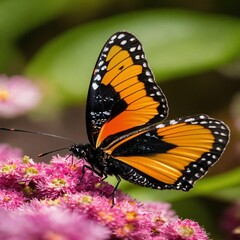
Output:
[
  {"xmin": 0, "ymin": 128, "xmax": 76, "ymax": 144},
  {"xmin": 38, "ymin": 147, "xmax": 70, "ymax": 157}
]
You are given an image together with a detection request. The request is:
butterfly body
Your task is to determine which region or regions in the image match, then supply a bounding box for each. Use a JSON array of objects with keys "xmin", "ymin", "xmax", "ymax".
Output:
[
  {"xmin": 69, "ymin": 142, "xmax": 173, "ymax": 190},
  {"xmin": 69, "ymin": 143, "xmax": 109, "ymax": 177},
  {"xmin": 69, "ymin": 31, "xmax": 229, "ymax": 202}
]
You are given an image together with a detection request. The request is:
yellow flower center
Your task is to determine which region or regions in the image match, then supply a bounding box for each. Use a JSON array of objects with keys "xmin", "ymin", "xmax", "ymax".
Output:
[
  {"xmin": 44, "ymin": 231, "xmax": 67, "ymax": 240},
  {"xmin": 22, "ymin": 186, "xmax": 34, "ymax": 196},
  {"xmin": 80, "ymin": 195, "xmax": 93, "ymax": 204},
  {"xmin": 98, "ymin": 211, "xmax": 115, "ymax": 223},
  {"xmin": 41, "ymin": 199, "xmax": 61, "ymax": 206},
  {"xmin": 3, "ymin": 195, "xmax": 10, "ymax": 202},
  {"xmin": 22, "ymin": 155, "xmax": 31, "ymax": 164},
  {"xmin": 123, "ymin": 223, "xmax": 135, "ymax": 233},
  {"xmin": 1, "ymin": 164, "xmax": 17, "ymax": 173},
  {"xmin": 126, "ymin": 211, "xmax": 137, "ymax": 221},
  {"xmin": 51, "ymin": 178, "xmax": 66, "ymax": 187},
  {"xmin": 116, "ymin": 223, "xmax": 135, "ymax": 236},
  {"xmin": 0, "ymin": 89, "xmax": 9, "ymax": 101},
  {"xmin": 24, "ymin": 167, "xmax": 38, "ymax": 175},
  {"xmin": 179, "ymin": 226, "xmax": 194, "ymax": 237}
]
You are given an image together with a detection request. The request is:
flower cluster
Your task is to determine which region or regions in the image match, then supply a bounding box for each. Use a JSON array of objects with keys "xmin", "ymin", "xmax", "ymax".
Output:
[
  {"xmin": 0, "ymin": 144, "xmax": 208, "ymax": 240},
  {"xmin": 0, "ymin": 75, "xmax": 41, "ymax": 118},
  {"xmin": 220, "ymin": 201, "xmax": 240, "ymax": 240}
]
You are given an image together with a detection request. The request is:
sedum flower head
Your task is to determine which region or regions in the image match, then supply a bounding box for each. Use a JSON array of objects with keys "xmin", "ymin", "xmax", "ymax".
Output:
[
  {"xmin": 0, "ymin": 144, "xmax": 209, "ymax": 239},
  {"xmin": 0, "ymin": 205, "xmax": 110, "ymax": 240},
  {"xmin": 0, "ymin": 75, "xmax": 41, "ymax": 118},
  {"xmin": 160, "ymin": 219, "xmax": 208, "ymax": 240}
]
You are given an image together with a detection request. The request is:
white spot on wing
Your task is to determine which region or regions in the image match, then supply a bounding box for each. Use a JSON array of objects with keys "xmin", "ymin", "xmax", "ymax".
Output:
[
  {"xmin": 118, "ymin": 34, "xmax": 125, "ymax": 39},
  {"xmin": 98, "ymin": 61, "xmax": 104, "ymax": 67},
  {"xmin": 92, "ymin": 82, "xmax": 99, "ymax": 90},
  {"xmin": 157, "ymin": 123, "xmax": 165, "ymax": 128},
  {"xmin": 111, "ymin": 35, "xmax": 117, "ymax": 40},
  {"xmin": 94, "ymin": 74, "xmax": 101, "ymax": 81},
  {"xmin": 130, "ymin": 47, "xmax": 136, "ymax": 52},
  {"xmin": 103, "ymin": 47, "xmax": 109, "ymax": 52},
  {"xmin": 145, "ymin": 71, "xmax": 151, "ymax": 76},
  {"xmin": 185, "ymin": 117, "xmax": 195, "ymax": 122},
  {"xmin": 170, "ymin": 120, "xmax": 178, "ymax": 125},
  {"xmin": 121, "ymin": 40, "xmax": 127, "ymax": 45}
]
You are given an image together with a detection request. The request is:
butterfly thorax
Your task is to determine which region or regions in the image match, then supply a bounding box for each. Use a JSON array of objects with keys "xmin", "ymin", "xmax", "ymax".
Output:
[{"xmin": 69, "ymin": 143, "xmax": 109, "ymax": 176}]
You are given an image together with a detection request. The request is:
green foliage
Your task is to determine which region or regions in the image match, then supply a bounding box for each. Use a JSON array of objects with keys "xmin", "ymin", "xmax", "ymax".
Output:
[
  {"xmin": 108, "ymin": 167, "xmax": 240, "ymax": 202},
  {"xmin": 0, "ymin": 0, "xmax": 77, "ymax": 71},
  {"xmin": 25, "ymin": 9, "xmax": 240, "ymax": 108}
]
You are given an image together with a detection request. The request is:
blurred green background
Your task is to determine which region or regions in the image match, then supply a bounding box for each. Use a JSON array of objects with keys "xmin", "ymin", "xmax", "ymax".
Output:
[{"xmin": 0, "ymin": 0, "xmax": 240, "ymax": 238}]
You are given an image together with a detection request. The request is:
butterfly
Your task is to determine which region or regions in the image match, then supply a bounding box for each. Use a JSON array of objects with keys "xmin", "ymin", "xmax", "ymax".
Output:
[
  {"xmin": 68, "ymin": 31, "xmax": 229, "ymax": 203},
  {"xmin": 1, "ymin": 32, "xmax": 229, "ymax": 205}
]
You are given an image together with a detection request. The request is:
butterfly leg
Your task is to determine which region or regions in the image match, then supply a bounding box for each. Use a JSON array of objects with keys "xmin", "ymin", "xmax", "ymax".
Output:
[
  {"xmin": 100, "ymin": 173, "xmax": 108, "ymax": 182},
  {"xmin": 65, "ymin": 153, "xmax": 77, "ymax": 167},
  {"xmin": 110, "ymin": 174, "xmax": 121, "ymax": 207},
  {"xmin": 79, "ymin": 164, "xmax": 103, "ymax": 185}
]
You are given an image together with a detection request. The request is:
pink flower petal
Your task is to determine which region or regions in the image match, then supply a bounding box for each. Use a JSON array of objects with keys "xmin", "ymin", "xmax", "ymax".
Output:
[{"xmin": 0, "ymin": 75, "xmax": 41, "ymax": 118}]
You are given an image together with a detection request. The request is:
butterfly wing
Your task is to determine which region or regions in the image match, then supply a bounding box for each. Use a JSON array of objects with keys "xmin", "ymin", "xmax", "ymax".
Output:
[
  {"xmin": 86, "ymin": 32, "xmax": 168, "ymax": 147},
  {"xmin": 107, "ymin": 115, "xmax": 229, "ymax": 190}
]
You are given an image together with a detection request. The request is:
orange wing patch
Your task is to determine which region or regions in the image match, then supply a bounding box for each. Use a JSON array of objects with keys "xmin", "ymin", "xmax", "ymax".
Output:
[
  {"xmin": 158, "ymin": 123, "xmax": 214, "ymax": 151},
  {"xmin": 96, "ymin": 45, "xmax": 160, "ymax": 148},
  {"xmin": 106, "ymin": 45, "xmax": 122, "ymax": 62},
  {"xmin": 116, "ymin": 156, "xmax": 182, "ymax": 184},
  {"xmin": 113, "ymin": 122, "xmax": 215, "ymax": 184}
]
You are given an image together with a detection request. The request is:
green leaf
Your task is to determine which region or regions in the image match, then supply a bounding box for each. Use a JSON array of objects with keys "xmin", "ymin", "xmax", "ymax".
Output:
[
  {"xmin": 0, "ymin": 0, "xmax": 77, "ymax": 71},
  {"xmin": 118, "ymin": 167, "xmax": 240, "ymax": 202},
  {"xmin": 213, "ymin": 186, "xmax": 240, "ymax": 201},
  {"xmin": 0, "ymin": 0, "xmax": 74, "ymax": 41},
  {"xmin": 191, "ymin": 167, "xmax": 240, "ymax": 196},
  {"xmin": 26, "ymin": 9, "xmax": 240, "ymax": 108}
]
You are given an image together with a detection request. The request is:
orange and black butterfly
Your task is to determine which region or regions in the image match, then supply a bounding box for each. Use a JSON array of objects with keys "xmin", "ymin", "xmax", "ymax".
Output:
[
  {"xmin": 2, "ymin": 32, "xmax": 230, "ymax": 204},
  {"xmin": 69, "ymin": 31, "xmax": 229, "ymax": 199}
]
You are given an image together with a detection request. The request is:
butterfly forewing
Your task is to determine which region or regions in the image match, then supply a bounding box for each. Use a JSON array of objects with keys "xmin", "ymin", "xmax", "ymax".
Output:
[
  {"xmin": 110, "ymin": 115, "xmax": 229, "ymax": 190},
  {"xmin": 86, "ymin": 32, "xmax": 168, "ymax": 148}
]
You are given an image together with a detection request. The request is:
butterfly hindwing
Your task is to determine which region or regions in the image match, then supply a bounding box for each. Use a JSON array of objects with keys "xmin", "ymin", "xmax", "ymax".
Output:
[
  {"xmin": 86, "ymin": 32, "xmax": 168, "ymax": 148},
  {"xmin": 108, "ymin": 115, "xmax": 229, "ymax": 190}
]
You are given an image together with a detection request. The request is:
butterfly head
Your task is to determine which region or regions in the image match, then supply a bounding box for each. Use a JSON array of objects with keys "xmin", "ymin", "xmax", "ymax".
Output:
[{"xmin": 69, "ymin": 144, "xmax": 91, "ymax": 159}]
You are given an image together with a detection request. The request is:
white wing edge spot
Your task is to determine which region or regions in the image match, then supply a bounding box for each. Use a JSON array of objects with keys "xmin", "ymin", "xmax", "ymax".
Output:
[
  {"xmin": 118, "ymin": 34, "xmax": 125, "ymax": 39},
  {"xmin": 92, "ymin": 82, "xmax": 99, "ymax": 90}
]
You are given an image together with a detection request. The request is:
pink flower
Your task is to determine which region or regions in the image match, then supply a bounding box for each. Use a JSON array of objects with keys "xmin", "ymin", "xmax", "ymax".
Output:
[
  {"xmin": 0, "ymin": 205, "xmax": 110, "ymax": 240},
  {"xmin": 0, "ymin": 75, "xmax": 41, "ymax": 118},
  {"xmin": 0, "ymin": 144, "xmax": 22, "ymax": 163},
  {"xmin": 0, "ymin": 152, "xmax": 209, "ymax": 239},
  {"xmin": 160, "ymin": 219, "xmax": 208, "ymax": 240},
  {"xmin": 0, "ymin": 188, "xmax": 25, "ymax": 209},
  {"xmin": 144, "ymin": 202, "xmax": 177, "ymax": 223}
]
